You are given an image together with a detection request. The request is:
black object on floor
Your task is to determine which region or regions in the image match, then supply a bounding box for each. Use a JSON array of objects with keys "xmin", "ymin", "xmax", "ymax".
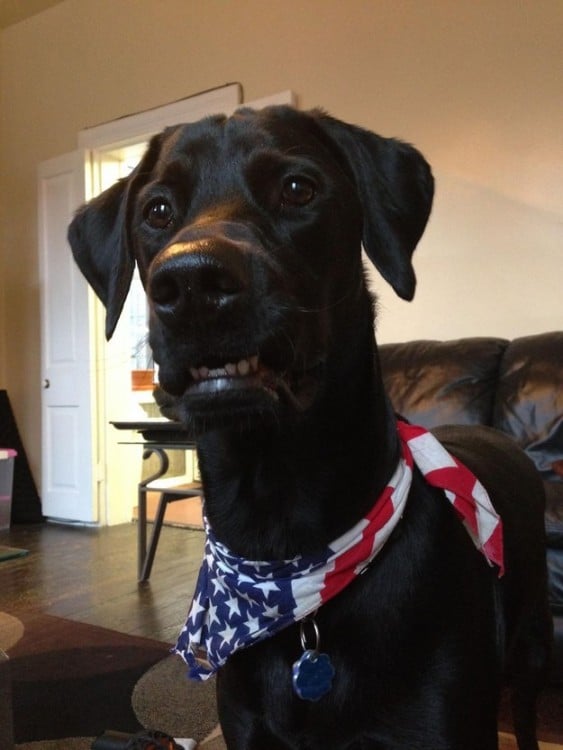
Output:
[{"xmin": 0, "ymin": 390, "xmax": 43, "ymax": 523}]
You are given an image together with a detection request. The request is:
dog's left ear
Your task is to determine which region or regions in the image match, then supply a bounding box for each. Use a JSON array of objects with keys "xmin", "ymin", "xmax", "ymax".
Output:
[{"xmin": 314, "ymin": 112, "xmax": 434, "ymax": 300}]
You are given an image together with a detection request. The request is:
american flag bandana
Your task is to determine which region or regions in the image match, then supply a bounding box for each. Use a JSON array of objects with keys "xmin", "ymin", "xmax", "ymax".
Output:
[{"xmin": 175, "ymin": 421, "xmax": 504, "ymax": 680}]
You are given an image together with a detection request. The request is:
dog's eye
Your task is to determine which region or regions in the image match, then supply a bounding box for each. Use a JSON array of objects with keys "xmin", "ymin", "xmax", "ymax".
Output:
[
  {"xmin": 281, "ymin": 176, "xmax": 316, "ymax": 207},
  {"xmin": 144, "ymin": 200, "xmax": 174, "ymax": 229}
]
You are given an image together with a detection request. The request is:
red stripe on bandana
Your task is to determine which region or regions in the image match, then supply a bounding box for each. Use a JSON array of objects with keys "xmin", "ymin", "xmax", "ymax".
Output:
[
  {"xmin": 320, "ymin": 484, "xmax": 396, "ymax": 602},
  {"xmin": 397, "ymin": 421, "xmax": 504, "ymax": 576}
]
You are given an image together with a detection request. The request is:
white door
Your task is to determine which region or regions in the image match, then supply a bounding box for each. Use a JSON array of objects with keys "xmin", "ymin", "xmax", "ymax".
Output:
[{"xmin": 38, "ymin": 152, "xmax": 98, "ymax": 522}]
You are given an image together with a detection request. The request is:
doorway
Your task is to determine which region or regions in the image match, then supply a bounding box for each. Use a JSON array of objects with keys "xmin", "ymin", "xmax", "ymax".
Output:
[{"xmin": 75, "ymin": 88, "xmax": 295, "ymax": 525}]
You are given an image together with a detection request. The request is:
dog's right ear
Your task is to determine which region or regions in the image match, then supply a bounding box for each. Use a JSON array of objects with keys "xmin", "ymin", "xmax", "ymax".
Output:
[
  {"xmin": 68, "ymin": 179, "xmax": 134, "ymax": 340},
  {"xmin": 68, "ymin": 132, "xmax": 164, "ymax": 339}
]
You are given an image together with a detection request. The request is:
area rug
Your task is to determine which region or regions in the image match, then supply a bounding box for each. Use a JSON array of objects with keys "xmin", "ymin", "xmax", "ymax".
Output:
[
  {"xmin": 132, "ymin": 654, "xmax": 218, "ymax": 740},
  {"xmin": 3, "ymin": 611, "xmax": 562, "ymax": 749},
  {"xmin": 1, "ymin": 611, "xmax": 171, "ymax": 743},
  {"xmin": 11, "ymin": 733, "xmax": 563, "ymax": 750},
  {"xmin": 133, "ymin": 654, "xmax": 563, "ymax": 749},
  {"xmin": 15, "ymin": 740, "xmax": 93, "ymax": 749}
]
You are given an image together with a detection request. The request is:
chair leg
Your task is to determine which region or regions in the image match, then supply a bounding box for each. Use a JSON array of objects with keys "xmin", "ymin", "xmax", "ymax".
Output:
[
  {"xmin": 137, "ymin": 486, "xmax": 148, "ymax": 581},
  {"xmin": 138, "ymin": 492, "xmax": 170, "ymax": 582}
]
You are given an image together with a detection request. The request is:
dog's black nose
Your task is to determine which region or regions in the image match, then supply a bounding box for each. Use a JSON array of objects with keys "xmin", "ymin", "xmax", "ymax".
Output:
[{"xmin": 148, "ymin": 239, "xmax": 248, "ymax": 322}]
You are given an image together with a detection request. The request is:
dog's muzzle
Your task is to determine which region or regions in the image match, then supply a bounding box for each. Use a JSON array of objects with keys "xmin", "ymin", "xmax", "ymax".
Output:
[{"xmin": 147, "ymin": 231, "xmax": 323, "ymax": 423}]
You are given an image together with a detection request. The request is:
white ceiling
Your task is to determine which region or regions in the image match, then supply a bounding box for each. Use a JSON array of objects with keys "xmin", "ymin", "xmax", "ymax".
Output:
[{"xmin": 0, "ymin": 0, "xmax": 64, "ymax": 29}]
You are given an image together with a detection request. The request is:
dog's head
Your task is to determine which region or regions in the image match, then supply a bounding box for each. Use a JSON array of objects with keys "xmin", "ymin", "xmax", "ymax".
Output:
[{"xmin": 69, "ymin": 106, "xmax": 433, "ymax": 433}]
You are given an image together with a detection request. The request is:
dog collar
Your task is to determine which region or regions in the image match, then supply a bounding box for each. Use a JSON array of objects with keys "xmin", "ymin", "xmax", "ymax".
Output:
[{"xmin": 175, "ymin": 421, "xmax": 504, "ymax": 682}]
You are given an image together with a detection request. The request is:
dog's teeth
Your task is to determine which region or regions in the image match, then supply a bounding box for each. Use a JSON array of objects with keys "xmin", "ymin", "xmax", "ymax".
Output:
[{"xmin": 190, "ymin": 357, "xmax": 260, "ymax": 382}]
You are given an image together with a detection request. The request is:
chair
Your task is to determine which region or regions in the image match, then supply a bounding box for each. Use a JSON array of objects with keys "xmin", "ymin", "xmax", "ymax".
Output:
[{"xmin": 137, "ymin": 446, "xmax": 203, "ymax": 582}]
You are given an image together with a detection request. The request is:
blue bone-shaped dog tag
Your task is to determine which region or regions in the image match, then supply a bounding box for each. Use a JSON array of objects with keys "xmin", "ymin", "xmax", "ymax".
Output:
[{"xmin": 292, "ymin": 649, "xmax": 335, "ymax": 701}]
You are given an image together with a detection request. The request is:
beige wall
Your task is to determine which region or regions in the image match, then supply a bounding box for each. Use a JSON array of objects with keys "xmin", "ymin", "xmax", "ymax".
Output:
[
  {"xmin": 0, "ymin": 45, "xmax": 5, "ymax": 389},
  {"xmin": 0, "ymin": 0, "xmax": 562, "ymax": 485}
]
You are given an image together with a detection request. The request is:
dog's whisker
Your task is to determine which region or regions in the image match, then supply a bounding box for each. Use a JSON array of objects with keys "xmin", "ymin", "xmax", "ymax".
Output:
[{"xmin": 293, "ymin": 293, "xmax": 354, "ymax": 314}]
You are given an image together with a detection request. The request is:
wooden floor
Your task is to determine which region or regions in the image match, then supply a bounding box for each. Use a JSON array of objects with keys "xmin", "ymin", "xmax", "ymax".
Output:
[{"xmin": 0, "ymin": 521, "xmax": 205, "ymax": 644}]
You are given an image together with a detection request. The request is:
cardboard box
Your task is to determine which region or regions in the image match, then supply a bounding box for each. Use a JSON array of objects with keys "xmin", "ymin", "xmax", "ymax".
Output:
[{"xmin": 0, "ymin": 449, "xmax": 17, "ymax": 530}]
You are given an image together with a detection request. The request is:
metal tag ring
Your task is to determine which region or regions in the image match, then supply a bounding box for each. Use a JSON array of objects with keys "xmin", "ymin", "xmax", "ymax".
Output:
[{"xmin": 299, "ymin": 616, "xmax": 320, "ymax": 652}]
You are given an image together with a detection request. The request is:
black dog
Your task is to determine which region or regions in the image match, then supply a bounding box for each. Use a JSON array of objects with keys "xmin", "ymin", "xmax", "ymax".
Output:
[{"xmin": 69, "ymin": 106, "xmax": 551, "ymax": 749}]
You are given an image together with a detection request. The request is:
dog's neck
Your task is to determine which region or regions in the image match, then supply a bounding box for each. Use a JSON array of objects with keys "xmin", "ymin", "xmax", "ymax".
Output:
[{"xmin": 196, "ymin": 330, "xmax": 400, "ymax": 560}]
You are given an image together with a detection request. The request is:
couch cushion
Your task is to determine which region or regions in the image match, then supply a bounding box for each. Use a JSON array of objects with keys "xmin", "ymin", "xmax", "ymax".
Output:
[
  {"xmin": 493, "ymin": 331, "xmax": 563, "ymax": 480},
  {"xmin": 379, "ymin": 338, "xmax": 508, "ymax": 430}
]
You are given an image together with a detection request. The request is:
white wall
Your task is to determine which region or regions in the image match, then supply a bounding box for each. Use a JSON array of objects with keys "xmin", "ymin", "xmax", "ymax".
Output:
[{"xmin": 372, "ymin": 171, "xmax": 563, "ymax": 343}]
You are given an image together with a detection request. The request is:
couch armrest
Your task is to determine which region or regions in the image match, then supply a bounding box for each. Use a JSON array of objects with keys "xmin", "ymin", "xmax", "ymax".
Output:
[{"xmin": 494, "ymin": 331, "xmax": 563, "ymax": 479}]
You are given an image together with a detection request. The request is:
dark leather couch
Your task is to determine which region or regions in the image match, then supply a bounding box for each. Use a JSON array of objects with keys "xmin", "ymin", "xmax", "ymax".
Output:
[{"xmin": 379, "ymin": 331, "xmax": 563, "ymax": 683}]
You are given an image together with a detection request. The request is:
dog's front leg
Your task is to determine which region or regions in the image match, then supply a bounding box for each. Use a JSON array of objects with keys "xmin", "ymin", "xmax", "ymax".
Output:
[
  {"xmin": 221, "ymin": 719, "xmax": 290, "ymax": 750},
  {"xmin": 217, "ymin": 675, "xmax": 291, "ymax": 750}
]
